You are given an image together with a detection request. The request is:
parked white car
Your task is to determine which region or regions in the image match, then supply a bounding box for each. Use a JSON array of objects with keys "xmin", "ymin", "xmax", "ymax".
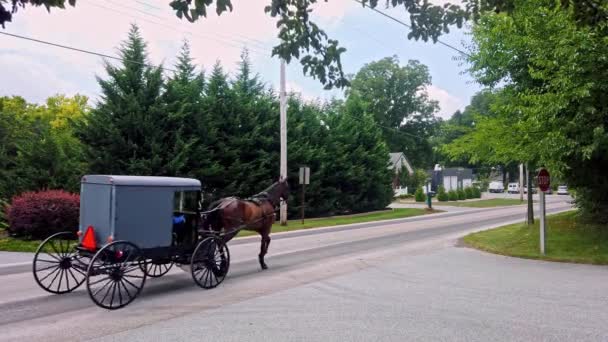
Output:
[
  {"xmin": 488, "ymin": 181, "xmax": 504, "ymax": 193},
  {"xmin": 507, "ymin": 183, "xmax": 520, "ymax": 194},
  {"xmin": 557, "ymin": 185, "xmax": 569, "ymax": 195}
]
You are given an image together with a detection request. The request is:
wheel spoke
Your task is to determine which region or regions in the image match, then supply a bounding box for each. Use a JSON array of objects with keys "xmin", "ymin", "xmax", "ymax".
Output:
[
  {"xmin": 109, "ymin": 281, "xmax": 117, "ymax": 308},
  {"xmin": 56, "ymin": 268, "xmax": 64, "ymax": 292},
  {"xmin": 100, "ymin": 280, "xmax": 114, "ymax": 305},
  {"xmin": 36, "ymin": 263, "xmax": 61, "ymax": 272},
  {"xmin": 117, "ymin": 279, "xmax": 124, "ymax": 306},
  {"xmin": 64, "ymin": 267, "xmax": 71, "ymax": 292},
  {"xmin": 44, "ymin": 250, "xmax": 62, "ymax": 262},
  {"xmin": 39, "ymin": 266, "xmax": 61, "ymax": 283},
  {"xmin": 92, "ymin": 279, "xmax": 113, "ymax": 297},
  {"xmin": 72, "ymin": 265, "xmax": 87, "ymax": 277},
  {"xmin": 122, "ymin": 276, "xmax": 141, "ymax": 291},
  {"xmin": 49, "ymin": 240, "xmax": 62, "ymax": 259},
  {"xmin": 67, "ymin": 268, "xmax": 81, "ymax": 286},
  {"xmin": 89, "ymin": 276, "xmax": 112, "ymax": 287},
  {"xmin": 36, "ymin": 258, "xmax": 60, "ymax": 264},
  {"xmin": 48, "ymin": 267, "xmax": 63, "ymax": 290},
  {"xmin": 119, "ymin": 279, "xmax": 133, "ymax": 300},
  {"xmin": 123, "ymin": 274, "xmax": 144, "ymax": 279}
]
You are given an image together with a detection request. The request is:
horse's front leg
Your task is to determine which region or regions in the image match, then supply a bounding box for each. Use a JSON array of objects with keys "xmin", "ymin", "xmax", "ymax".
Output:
[{"xmin": 258, "ymin": 230, "xmax": 271, "ymax": 270}]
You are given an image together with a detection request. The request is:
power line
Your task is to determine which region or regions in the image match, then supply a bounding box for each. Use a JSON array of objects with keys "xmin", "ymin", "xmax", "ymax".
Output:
[
  {"xmin": 0, "ymin": 31, "xmax": 178, "ymax": 73},
  {"xmin": 122, "ymin": 0, "xmax": 274, "ymax": 51},
  {"xmin": 351, "ymin": 0, "xmax": 471, "ymax": 57},
  {"xmin": 83, "ymin": 0, "xmax": 272, "ymax": 56}
]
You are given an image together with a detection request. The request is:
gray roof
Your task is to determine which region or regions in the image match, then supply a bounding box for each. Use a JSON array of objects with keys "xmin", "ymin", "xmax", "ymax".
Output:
[
  {"xmin": 82, "ymin": 175, "xmax": 201, "ymax": 188},
  {"xmin": 388, "ymin": 152, "xmax": 414, "ymax": 174}
]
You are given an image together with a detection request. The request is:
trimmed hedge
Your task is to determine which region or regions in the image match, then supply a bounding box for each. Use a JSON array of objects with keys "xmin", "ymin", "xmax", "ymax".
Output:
[
  {"xmin": 6, "ymin": 190, "xmax": 79, "ymax": 239},
  {"xmin": 414, "ymin": 188, "xmax": 426, "ymax": 202},
  {"xmin": 457, "ymin": 189, "xmax": 466, "ymax": 200},
  {"xmin": 472, "ymin": 187, "xmax": 482, "ymax": 198},
  {"xmin": 437, "ymin": 186, "xmax": 448, "ymax": 202},
  {"xmin": 448, "ymin": 190, "xmax": 458, "ymax": 201},
  {"xmin": 464, "ymin": 187, "xmax": 474, "ymax": 199}
]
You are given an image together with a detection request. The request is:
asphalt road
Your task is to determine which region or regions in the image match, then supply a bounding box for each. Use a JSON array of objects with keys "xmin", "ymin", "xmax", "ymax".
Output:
[{"xmin": 0, "ymin": 198, "xmax": 590, "ymax": 341}]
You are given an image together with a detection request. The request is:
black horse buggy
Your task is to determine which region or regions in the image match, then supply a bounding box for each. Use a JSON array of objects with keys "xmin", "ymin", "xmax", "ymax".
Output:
[{"xmin": 32, "ymin": 175, "xmax": 229, "ymax": 309}]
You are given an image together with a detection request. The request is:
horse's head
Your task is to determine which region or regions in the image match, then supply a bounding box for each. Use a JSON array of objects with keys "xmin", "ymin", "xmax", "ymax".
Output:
[{"xmin": 277, "ymin": 177, "xmax": 290, "ymax": 202}]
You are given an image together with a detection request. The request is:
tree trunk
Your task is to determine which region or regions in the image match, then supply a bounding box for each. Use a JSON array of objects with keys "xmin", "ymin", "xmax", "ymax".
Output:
[{"xmin": 526, "ymin": 163, "xmax": 534, "ymax": 225}]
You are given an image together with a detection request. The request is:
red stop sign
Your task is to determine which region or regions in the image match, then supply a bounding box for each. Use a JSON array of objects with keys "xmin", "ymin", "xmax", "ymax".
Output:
[{"xmin": 537, "ymin": 168, "xmax": 551, "ymax": 192}]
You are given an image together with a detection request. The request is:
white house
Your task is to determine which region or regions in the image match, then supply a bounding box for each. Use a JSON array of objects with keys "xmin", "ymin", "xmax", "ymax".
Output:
[{"xmin": 389, "ymin": 152, "xmax": 414, "ymax": 195}]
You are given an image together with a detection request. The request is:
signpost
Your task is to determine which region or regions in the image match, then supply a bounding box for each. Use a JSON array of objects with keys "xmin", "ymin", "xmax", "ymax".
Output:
[
  {"xmin": 299, "ymin": 166, "xmax": 310, "ymax": 224},
  {"xmin": 537, "ymin": 168, "xmax": 550, "ymax": 255}
]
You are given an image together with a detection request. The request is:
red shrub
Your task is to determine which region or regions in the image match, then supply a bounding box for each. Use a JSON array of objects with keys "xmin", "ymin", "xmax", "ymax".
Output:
[{"xmin": 7, "ymin": 190, "xmax": 80, "ymax": 239}]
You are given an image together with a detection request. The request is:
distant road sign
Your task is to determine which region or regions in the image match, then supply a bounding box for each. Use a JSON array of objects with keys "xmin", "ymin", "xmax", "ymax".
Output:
[
  {"xmin": 299, "ymin": 166, "xmax": 310, "ymax": 185},
  {"xmin": 537, "ymin": 168, "xmax": 550, "ymax": 192}
]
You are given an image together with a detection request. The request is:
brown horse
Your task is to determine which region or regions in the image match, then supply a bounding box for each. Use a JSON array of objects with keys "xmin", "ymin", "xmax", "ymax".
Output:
[{"xmin": 202, "ymin": 178, "xmax": 289, "ymax": 270}]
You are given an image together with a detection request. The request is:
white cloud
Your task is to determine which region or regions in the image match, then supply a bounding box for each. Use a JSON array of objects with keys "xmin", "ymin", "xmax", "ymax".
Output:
[
  {"xmin": 310, "ymin": 0, "xmax": 356, "ymax": 27},
  {"xmin": 1, "ymin": 0, "xmax": 281, "ymax": 103},
  {"xmin": 426, "ymin": 85, "xmax": 465, "ymax": 120},
  {"xmin": 0, "ymin": 51, "xmax": 93, "ymax": 103}
]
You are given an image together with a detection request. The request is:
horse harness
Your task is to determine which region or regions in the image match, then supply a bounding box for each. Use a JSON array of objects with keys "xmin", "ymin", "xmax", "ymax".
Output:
[{"xmin": 246, "ymin": 193, "xmax": 277, "ymax": 227}]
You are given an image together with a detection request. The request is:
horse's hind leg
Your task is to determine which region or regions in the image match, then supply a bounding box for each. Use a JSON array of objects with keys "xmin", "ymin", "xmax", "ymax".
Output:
[{"xmin": 258, "ymin": 231, "xmax": 271, "ymax": 270}]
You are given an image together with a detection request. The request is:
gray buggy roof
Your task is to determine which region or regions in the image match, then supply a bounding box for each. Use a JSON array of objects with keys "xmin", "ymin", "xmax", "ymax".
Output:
[{"xmin": 82, "ymin": 175, "xmax": 201, "ymax": 188}]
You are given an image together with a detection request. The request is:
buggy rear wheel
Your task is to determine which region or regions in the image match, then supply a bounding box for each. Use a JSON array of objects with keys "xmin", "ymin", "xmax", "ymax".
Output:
[
  {"xmin": 86, "ymin": 241, "xmax": 147, "ymax": 310},
  {"xmin": 191, "ymin": 236, "xmax": 230, "ymax": 289},
  {"xmin": 141, "ymin": 260, "xmax": 173, "ymax": 278},
  {"xmin": 33, "ymin": 231, "xmax": 87, "ymax": 294}
]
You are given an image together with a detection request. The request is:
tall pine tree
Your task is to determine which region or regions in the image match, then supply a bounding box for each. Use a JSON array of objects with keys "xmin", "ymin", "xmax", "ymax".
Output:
[
  {"xmin": 163, "ymin": 40, "xmax": 210, "ymax": 178},
  {"xmin": 78, "ymin": 25, "xmax": 171, "ymax": 175}
]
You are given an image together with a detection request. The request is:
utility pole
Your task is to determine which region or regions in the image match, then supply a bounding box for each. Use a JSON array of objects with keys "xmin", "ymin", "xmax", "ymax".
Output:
[
  {"xmin": 279, "ymin": 59, "xmax": 288, "ymax": 226},
  {"xmin": 519, "ymin": 163, "xmax": 524, "ymax": 202}
]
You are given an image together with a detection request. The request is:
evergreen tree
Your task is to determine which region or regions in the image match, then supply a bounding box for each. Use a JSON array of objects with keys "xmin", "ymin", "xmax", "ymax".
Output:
[
  {"xmin": 286, "ymin": 97, "xmax": 334, "ymax": 217},
  {"xmin": 163, "ymin": 40, "xmax": 210, "ymax": 178},
  {"xmin": 200, "ymin": 61, "xmax": 240, "ymax": 199},
  {"xmin": 77, "ymin": 25, "xmax": 170, "ymax": 176},
  {"xmin": 324, "ymin": 98, "xmax": 393, "ymax": 213}
]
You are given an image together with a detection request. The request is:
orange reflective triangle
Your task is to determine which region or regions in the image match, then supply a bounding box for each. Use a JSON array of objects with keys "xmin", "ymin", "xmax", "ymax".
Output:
[{"xmin": 81, "ymin": 226, "xmax": 97, "ymax": 251}]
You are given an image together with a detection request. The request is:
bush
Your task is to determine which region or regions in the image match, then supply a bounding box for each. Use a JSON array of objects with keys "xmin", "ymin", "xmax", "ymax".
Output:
[
  {"xmin": 6, "ymin": 190, "xmax": 80, "ymax": 239},
  {"xmin": 464, "ymin": 187, "xmax": 474, "ymax": 199},
  {"xmin": 457, "ymin": 189, "xmax": 466, "ymax": 200},
  {"xmin": 437, "ymin": 186, "xmax": 448, "ymax": 202},
  {"xmin": 472, "ymin": 187, "xmax": 482, "ymax": 199},
  {"xmin": 397, "ymin": 194, "xmax": 413, "ymax": 199},
  {"xmin": 448, "ymin": 190, "xmax": 458, "ymax": 201},
  {"xmin": 414, "ymin": 188, "xmax": 426, "ymax": 202},
  {"xmin": 0, "ymin": 198, "xmax": 8, "ymax": 230}
]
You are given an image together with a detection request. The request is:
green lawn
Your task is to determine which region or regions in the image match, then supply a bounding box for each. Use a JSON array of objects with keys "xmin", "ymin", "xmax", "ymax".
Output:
[
  {"xmin": 463, "ymin": 211, "xmax": 608, "ymax": 265},
  {"xmin": 0, "ymin": 236, "xmax": 41, "ymax": 252},
  {"xmin": 440, "ymin": 198, "xmax": 528, "ymax": 208},
  {"xmin": 0, "ymin": 208, "xmax": 439, "ymax": 251},
  {"xmin": 238, "ymin": 208, "xmax": 439, "ymax": 237}
]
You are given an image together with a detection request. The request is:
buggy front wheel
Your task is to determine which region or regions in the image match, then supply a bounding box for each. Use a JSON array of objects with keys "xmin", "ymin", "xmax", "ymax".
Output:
[
  {"xmin": 86, "ymin": 241, "xmax": 147, "ymax": 310},
  {"xmin": 191, "ymin": 236, "xmax": 230, "ymax": 289},
  {"xmin": 33, "ymin": 231, "xmax": 87, "ymax": 294}
]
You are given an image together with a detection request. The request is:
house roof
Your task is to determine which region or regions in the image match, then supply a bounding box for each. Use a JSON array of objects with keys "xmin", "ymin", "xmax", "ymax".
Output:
[{"xmin": 388, "ymin": 152, "xmax": 414, "ymax": 175}]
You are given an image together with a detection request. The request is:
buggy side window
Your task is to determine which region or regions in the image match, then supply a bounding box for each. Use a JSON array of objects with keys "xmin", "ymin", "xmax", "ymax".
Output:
[{"xmin": 174, "ymin": 191, "xmax": 199, "ymax": 214}]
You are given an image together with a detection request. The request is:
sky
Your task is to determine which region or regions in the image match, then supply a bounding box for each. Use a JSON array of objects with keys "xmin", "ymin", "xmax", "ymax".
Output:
[{"xmin": 0, "ymin": 0, "xmax": 481, "ymax": 120}]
